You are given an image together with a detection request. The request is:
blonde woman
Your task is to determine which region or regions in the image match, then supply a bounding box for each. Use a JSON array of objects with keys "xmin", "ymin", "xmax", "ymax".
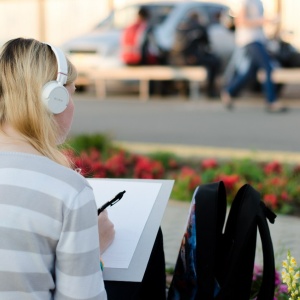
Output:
[{"xmin": 0, "ymin": 38, "xmax": 114, "ymax": 299}]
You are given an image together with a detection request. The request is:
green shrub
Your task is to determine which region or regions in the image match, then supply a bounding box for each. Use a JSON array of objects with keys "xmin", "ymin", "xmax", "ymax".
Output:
[
  {"xmin": 148, "ymin": 151, "xmax": 180, "ymax": 169},
  {"xmin": 67, "ymin": 134, "xmax": 113, "ymax": 157}
]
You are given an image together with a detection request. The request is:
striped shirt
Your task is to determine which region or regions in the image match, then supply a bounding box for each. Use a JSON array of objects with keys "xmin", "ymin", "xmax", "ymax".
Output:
[{"xmin": 0, "ymin": 152, "xmax": 107, "ymax": 300}]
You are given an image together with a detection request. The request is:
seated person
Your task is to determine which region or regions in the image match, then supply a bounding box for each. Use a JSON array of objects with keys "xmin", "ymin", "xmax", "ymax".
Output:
[{"xmin": 168, "ymin": 11, "xmax": 221, "ymax": 98}]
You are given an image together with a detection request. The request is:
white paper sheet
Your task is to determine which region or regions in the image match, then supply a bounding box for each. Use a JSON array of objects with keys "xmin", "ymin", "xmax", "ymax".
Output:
[{"xmin": 87, "ymin": 179, "xmax": 162, "ymax": 269}]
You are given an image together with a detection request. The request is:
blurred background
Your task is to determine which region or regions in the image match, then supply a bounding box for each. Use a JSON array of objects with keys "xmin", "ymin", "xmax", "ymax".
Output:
[
  {"xmin": 0, "ymin": 0, "xmax": 299, "ymax": 49},
  {"xmin": 1, "ymin": 0, "xmax": 299, "ymax": 95}
]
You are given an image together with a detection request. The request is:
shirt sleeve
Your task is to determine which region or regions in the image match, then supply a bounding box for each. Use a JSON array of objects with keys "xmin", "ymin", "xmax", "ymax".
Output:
[{"xmin": 54, "ymin": 186, "xmax": 107, "ymax": 300}]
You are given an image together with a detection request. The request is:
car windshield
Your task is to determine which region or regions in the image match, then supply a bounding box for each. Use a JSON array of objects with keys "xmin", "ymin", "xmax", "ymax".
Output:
[{"xmin": 95, "ymin": 4, "xmax": 174, "ymax": 30}]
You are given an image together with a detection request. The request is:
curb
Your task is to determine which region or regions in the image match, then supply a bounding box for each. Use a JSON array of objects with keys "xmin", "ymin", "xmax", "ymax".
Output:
[{"xmin": 114, "ymin": 141, "xmax": 300, "ymax": 164}]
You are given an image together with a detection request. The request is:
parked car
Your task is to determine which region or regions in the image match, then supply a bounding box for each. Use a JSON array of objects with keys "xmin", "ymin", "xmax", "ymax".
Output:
[{"xmin": 61, "ymin": 1, "xmax": 234, "ymax": 90}]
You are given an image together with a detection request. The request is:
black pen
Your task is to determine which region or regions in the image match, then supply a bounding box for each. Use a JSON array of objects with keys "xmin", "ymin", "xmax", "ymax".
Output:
[{"xmin": 98, "ymin": 190, "xmax": 126, "ymax": 215}]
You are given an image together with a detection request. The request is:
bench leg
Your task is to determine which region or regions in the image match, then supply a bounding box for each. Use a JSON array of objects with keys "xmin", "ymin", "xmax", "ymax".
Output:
[
  {"xmin": 140, "ymin": 80, "xmax": 149, "ymax": 101},
  {"xmin": 95, "ymin": 78, "xmax": 106, "ymax": 100},
  {"xmin": 189, "ymin": 81, "xmax": 200, "ymax": 100}
]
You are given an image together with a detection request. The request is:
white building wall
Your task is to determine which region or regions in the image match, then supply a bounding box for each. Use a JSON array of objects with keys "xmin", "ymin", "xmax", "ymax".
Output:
[
  {"xmin": 0, "ymin": 0, "xmax": 39, "ymax": 42},
  {"xmin": 0, "ymin": 0, "xmax": 109, "ymax": 46}
]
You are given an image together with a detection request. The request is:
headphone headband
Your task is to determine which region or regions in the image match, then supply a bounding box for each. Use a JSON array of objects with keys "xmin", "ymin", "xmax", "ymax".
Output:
[
  {"xmin": 41, "ymin": 43, "xmax": 69, "ymax": 114},
  {"xmin": 44, "ymin": 43, "xmax": 68, "ymax": 85}
]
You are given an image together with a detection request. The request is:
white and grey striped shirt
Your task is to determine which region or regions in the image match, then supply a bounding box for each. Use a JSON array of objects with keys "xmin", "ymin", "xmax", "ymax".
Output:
[{"xmin": 0, "ymin": 152, "xmax": 107, "ymax": 300}]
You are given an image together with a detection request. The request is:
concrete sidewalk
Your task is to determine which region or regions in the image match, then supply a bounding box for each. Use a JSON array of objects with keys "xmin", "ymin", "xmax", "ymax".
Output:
[{"xmin": 161, "ymin": 199, "xmax": 300, "ymax": 269}]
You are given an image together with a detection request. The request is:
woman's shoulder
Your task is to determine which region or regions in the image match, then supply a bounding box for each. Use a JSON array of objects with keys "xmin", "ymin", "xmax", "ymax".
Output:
[{"xmin": 0, "ymin": 152, "xmax": 91, "ymax": 192}]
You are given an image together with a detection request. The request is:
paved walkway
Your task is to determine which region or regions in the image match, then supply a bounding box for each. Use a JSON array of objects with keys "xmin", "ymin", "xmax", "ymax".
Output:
[{"xmin": 161, "ymin": 200, "xmax": 300, "ymax": 269}]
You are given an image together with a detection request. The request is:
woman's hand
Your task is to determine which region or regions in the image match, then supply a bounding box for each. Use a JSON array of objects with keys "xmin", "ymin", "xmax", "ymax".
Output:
[{"xmin": 98, "ymin": 209, "xmax": 115, "ymax": 254}]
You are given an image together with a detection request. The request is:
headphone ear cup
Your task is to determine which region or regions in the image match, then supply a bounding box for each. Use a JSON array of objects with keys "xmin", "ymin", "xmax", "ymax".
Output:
[{"xmin": 42, "ymin": 81, "xmax": 69, "ymax": 114}]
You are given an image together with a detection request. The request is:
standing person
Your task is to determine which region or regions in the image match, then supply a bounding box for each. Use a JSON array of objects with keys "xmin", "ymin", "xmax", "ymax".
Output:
[
  {"xmin": 168, "ymin": 11, "xmax": 221, "ymax": 98},
  {"xmin": 221, "ymin": 0, "xmax": 287, "ymax": 112},
  {"xmin": 0, "ymin": 38, "xmax": 115, "ymax": 299}
]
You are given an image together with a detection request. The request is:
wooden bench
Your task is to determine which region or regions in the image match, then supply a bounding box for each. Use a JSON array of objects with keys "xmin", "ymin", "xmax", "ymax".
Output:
[
  {"xmin": 258, "ymin": 68, "xmax": 300, "ymax": 84},
  {"xmin": 93, "ymin": 66, "xmax": 207, "ymax": 101}
]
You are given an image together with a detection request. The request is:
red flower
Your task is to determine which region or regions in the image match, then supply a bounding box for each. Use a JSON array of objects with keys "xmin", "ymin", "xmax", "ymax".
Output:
[
  {"xmin": 180, "ymin": 166, "xmax": 197, "ymax": 178},
  {"xmin": 293, "ymin": 164, "xmax": 300, "ymax": 175},
  {"xmin": 177, "ymin": 167, "xmax": 201, "ymax": 191},
  {"xmin": 263, "ymin": 194, "xmax": 278, "ymax": 209},
  {"xmin": 201, "ymin": 158, "xmax": 218, "ymax": 170},
  {"xmin": 91, "ymin": 161, "xmax": 106, "ymax": 178},
  {"xmin": 74, "ymin": 154, "xmax": 93, "ymax": 177},
  {"xmin": 134, "ymin": 156, "xmax": 164, "ymax": 179},
  {"xmin": 105, "ymin": 152, "xmax": 128, "ymax": 177},
  {"xmin": 189, "ymin": 176, "xmax": 201, "ymax": 191},
  {"xmin": 269, "ymin": 177, "xmax": 286, "ymax": 187},
  {"xmin": 281, "ymin": 191, "xmax": 291, "ymax": 202},
  {"xmin": 256, "ymin": 183, "xmax": 263, "ymax": 191},
  {"xmin": 62, "ymin": 149, "xmax": 76, "ymax": 161},
  {"xmin": 168, "ymin": 159, "xmax": 179, "ymax": 169},
  {"xmin": 217, "ymin": 174, "xmax": 240, "ymax": 190},
  {"xmin": 264, "ymin": 161, "xmax": 282, "ymax": 175},
  {"xmin": 89, "ymin": 148, "xmax": 101, "ymax": 162}
]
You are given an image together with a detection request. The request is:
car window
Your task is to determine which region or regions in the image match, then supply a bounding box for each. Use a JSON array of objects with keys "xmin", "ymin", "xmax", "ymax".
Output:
[
  {"xmin": 180, "ymin": 7, "xmax": 210, "ymax": 26},
  {"xmin": 147, "ymin": 5, "xmax": 174, "ymax": 26},
  {"xmin": 203, "ymin": 5, "xmax": 227, "ymax": 24},
  {"xmin": 95, "ymin": 4, "xmax": 174, "ymax": 30},
  {"xmin": 179, "ymin": 5, "xmax": 227, "ymax": 27}
]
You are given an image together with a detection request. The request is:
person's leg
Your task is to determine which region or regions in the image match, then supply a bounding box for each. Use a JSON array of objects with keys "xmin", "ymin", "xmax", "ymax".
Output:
[
  {"xmin": 198, "ymin": 53, "xmax": 221, "ymax": 98},
  {"xmin": 225, "ymin": 56, "xmax": 256, "ymax": 97},
  {"xmin": 221, "ymin": 60, "xmax": 256, "ymax": 109},
  {"xmin": 247, "ymin": 42, "xmax": 276, "ymax": 104},
  {"xmin": 221, "ymin": 45, "xmax": 257, "ymax": 109}
]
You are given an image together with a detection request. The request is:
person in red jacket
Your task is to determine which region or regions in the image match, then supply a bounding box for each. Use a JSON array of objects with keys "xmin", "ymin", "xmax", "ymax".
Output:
[{"xmin": 121, "ymin": 7, "xmax": 159, "ymax": 65}]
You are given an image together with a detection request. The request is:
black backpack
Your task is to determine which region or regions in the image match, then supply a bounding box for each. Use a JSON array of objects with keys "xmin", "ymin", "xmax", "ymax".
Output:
[{"xmin": 167, "ymin": 181, "xmax": 277, "ymax": 300}]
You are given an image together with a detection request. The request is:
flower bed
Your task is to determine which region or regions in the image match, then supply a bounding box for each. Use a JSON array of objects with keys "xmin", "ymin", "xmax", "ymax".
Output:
[
  {"xmin": 64, "ymin": 134, "xmax": 300, "ymax": 215},
  {"xmin": 65, "ymin": 134, "xmax": 296, "ymax": 298}
]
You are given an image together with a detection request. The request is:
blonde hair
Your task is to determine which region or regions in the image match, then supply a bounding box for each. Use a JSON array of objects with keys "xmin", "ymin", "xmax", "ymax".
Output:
[{"xmin": 0, "ymin": 37, "xmax": 77, "ymax": 167}]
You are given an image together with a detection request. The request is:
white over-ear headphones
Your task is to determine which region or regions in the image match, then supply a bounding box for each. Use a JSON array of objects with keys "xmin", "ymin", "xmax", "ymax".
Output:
[{"xmin": 42, "ymin": 43, "xmax": 69, "ymax": 114}]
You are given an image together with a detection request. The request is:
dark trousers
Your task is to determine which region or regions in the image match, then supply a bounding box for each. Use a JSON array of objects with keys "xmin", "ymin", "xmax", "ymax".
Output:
[
  {"xmin": 197, "ymin": 52, "xmax": 221, "ymax": 96},
  {"xmin": 104, "ymin": 227, "xmax": 166, "ymax": 300},
  {"xmin": 226, "ymin": 42, "xmax": 276, "ymax": 104}
]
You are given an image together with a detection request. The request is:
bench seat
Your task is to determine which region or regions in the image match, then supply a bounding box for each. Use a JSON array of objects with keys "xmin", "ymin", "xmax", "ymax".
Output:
[
  {"xmin": 93, "ymin": 66, "xmax": 207, "ymax": 101},
  {"xmin": 258, "ymin": 68, "xmax": 300, "ymax": 84}
]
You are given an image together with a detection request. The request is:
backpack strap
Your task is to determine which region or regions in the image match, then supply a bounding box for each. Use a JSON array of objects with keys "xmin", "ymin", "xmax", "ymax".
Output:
[
  {"xmin": 195, "ymin": 181, "xmax": 227, "ymax": 299},
  {"xmin": 256, "ymin": 202, "xmax": 276, "ymax": 300},
  {"xmin": 216, "ymin": 184, "xmax": 276, "ymax": 300},
  {"xmin": 217, "ymin": 184, "xmax": 259, "ymax": 300}
]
